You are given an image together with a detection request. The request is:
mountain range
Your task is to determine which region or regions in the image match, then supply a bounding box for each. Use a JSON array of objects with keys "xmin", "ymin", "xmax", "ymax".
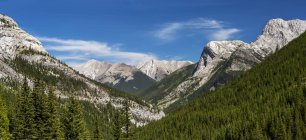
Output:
[
  {"xmin": 135, "ymin": 26, "xmax": 306, "ymax": 140},
  {"xmin": 0, "ymin": 12, "xmax": 306, "ymax": 139},
  {"xmin": 73, "ymin": 18, "xmax": 306, "ymax": 113},
  {"xmin": 74, "ymin": 59, "xmax": 193, "ymax": 93},
  {"xmin": 0, "ymin": 14, "xmax": 164, "ymax": 126},
  {"xmin": 138, "ymin": 18, "xmax": 306, "ymax": 112}
]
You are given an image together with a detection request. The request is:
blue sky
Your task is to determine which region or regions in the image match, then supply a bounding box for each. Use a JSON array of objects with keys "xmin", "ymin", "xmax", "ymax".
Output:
[{"xmin": 1, "ymin": 0, "xmax": 306, "ymax": 66}]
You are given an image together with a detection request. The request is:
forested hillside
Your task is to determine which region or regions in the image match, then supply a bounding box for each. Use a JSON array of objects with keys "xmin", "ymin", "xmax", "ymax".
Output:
[
  {"xmin": 134, "ymin": 32, "xmax": 306, "ymax": 139},
  {"xmin": 0, "ymin": 79, "xmax": 135, "ymax": 139}
]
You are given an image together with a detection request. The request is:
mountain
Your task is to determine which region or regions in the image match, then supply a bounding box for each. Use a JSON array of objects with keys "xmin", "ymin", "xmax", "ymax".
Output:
[
  {"xmin": 136, "ymin": 59, "xmax": 193, "ymax": 81},
  {"xmin": 74, "ymin": 59, "xmax": 156, "ymax": 93},
  {"xmin": 140, "ymin": 19, "xmax": 306, "ymax": 111},
  {"xmin": 135, "ymin": 64, "xmax": 195, "ymax": 102},
  {"xmin": 135, "ymin": 27, "xmax": 306, "ymax": 140},
  {"xmin": 0, "ymin": 14, "xmax": 164, "ymax": 126}
]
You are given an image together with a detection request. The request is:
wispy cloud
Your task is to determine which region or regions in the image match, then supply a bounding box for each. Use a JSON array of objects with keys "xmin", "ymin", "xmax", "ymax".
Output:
[
  {"xmin": 153, "ymin": 18, "xmax": 240, "ymax": 41},
  {"xmin": 210, "ymin": 28, "xmax": 240, "ymax": 41},
  {"xmin": 38, "ymin": 37, "xmax": 157, "ymax": 66}
]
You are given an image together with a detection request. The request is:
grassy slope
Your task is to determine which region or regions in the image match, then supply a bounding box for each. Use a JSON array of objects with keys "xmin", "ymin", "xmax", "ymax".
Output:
[{"xmin": 135, "ymin": 32, "xmax": 306, "ymax": 139}]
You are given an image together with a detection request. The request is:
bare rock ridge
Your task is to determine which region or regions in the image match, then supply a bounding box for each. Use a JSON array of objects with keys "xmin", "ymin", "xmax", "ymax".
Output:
[
  {"xmin": 75, "ymin": 60, "xmax": 156, "ymax": 93},
  {"xmin": 0, "ymin": 14, "xmax": 164, "ymax": 126},
  {"xmin": 158, "ymin": 18, "xmax": 306, "ymax": 109},
  {"xmin": 0, "ymin": 14, "xmax": 46, "ymax": 59},
  {"xmin": 136, "ymin": 59, "xmax": 194, "ymax": 81}
]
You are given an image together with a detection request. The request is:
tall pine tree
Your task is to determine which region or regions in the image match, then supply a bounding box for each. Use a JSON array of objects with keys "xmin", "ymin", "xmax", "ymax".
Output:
[
  {"xmin": 45, "ymin": 87, "xmax": 63, "ymax": 139},
  {"xmin": 12, "ymin": 77, "xmax": 36, "ymax": 139},
  {"xmin": 122, "ymin": 98, "xmax": 132, "ymax": 139},
  {"xmin": 32, "ymin": 79, "xmax": 50, "ymax": 139},
  {"xmin": 113, "ymin": 111, "xmax": 121, "ymax": 140},
  {"xmin": 62, "ymin": 96, "xmax": 88, "ymax": 140}
]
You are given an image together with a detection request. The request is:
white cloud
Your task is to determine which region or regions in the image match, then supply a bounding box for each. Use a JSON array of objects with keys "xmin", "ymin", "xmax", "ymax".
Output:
[
  {"xmin": 154, "ymin": 23, "xmax": 182, "ymax": 40},
  {"xmin": 210, "ymin": 28, "xmax": 240, "ymax": 41},
  {"xmin": 38, "ymin": 37, "xmax": 157, "ymax": 66},
  {"xmin": 154, "ymin": 18, "xmax": 240, "ymax": 41}
]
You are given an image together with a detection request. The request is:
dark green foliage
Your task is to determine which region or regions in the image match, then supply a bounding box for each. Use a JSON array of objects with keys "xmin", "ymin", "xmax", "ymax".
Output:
[
  {"xmin": 134, "ymin": 32, "xmax": 306, "ymax": 139},
  {"xmin": 62, "ymin": 97, "xmax": 88, "ymax": 140},
  {"xmin": 12, "ymin": 78, "xmax": 36, "ymax": 139},
  {"xmin": 0, "ymin": 96, "xmax": 10, "ymax": 140},
  {"xmin": 32, "ymin": 80, "xmax": 50, "ymax": 139},
  {"xmin": 93, "ymin": 115, "xmax": 103, "ymax": 140},
  {"xmin": 46, "ymin": 88, "xmax": 64, "ymax": 139},
  {"xmin": 113, "ymin": 111, "xmax": 122, "ymax": 140}
]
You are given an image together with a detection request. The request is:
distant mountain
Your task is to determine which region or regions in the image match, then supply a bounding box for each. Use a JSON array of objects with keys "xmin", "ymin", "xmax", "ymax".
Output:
[
  {"xmin": 136, "ymin": 59, "xmax": 193, "ymax": 81},
  {"xmin": 135, "ymin": 29, "xmax": 306, "ymax": 140},
  {"xmin": 140, "ymin": 18, "xmax": 306, "ymax": 111},
  {"xmin": 74, "ymin": 60, "xmax": 156, "ymax": 93},
  {"xmin": 0, "ymin": 14, "xmax": 164, "ymax": 127}
]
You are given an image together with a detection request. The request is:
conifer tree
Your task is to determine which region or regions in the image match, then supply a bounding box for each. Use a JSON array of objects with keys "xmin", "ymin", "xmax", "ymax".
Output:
[
  {"xmin": 32, "ymin": 79, "xmax": 50, "ymax": 139},
  {"xmin": 122, "ymin": 98, "xmax": 132, "ymax": 139},
  {"xmin": 113, "ymin": 111, "xmax": 121, "ymax": 140},
  {"xmin": 45, "ymin": 87, "xmax": 64, "ymax": 139},
  {"xmin": 93, "ymin": 115, "xmax": 103, "ymax": 140},
  {"xmin": 62, "ymin": 96, "xmax": 88, "ymax": 140},
  {"xmin": 0, "ymin": 97, "xmax": 10, "ymax": 140},
  {"xmin": 12, "ymin": 77, "xmax": 36, "ymax": 139}
]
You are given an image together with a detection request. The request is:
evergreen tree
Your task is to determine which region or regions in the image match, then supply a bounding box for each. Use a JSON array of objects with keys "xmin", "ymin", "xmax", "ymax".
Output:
[
  {"xmin": 93, "ymin": 115, "xmax": 103, "ymax": 140},
  {"xmin": 62, "ymin": 96, "xmax": 88, "ymax": 140},
  {"xmin": 0, "ymin": 97, "xmax": 10, "ymax": 140},
  {"xmin": 12, "ymin": 77, "xmax": 36, "ymax": 139},
  {"xmin": 122, "ymin": 98, "xmax": 133, "ymax": 139},
  {"xmin": 45, "ymin": 87, "xmax": 64, "ymax": 139},
  {"xmin": 32, "ymin": 79, "xmax": 50, "ymax": 139},
  {"xmin": 113, "ymin": 111, "xmax": 121, "ymax": 140}
]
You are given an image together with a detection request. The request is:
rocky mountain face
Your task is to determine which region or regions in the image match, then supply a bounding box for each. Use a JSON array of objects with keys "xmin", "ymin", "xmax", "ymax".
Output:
[
  {"xmin": 0, "ymin": 14, "xmax": 164, "ymax": 126},
  {"xmin": 75, "ymin": 60, "xmax": 156, "ymax": 93},
  {"xmin": 144, "ymin": 18, "xmax": 306, "ymax": 111},
  {"xmin": 136, "ymin": 59, "xmax": 193, "ymax": 81}
]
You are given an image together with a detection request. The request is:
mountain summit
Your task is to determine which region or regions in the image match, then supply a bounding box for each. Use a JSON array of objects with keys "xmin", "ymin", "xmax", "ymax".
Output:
[
  {"xmin": 136, "ymin": 59, "xmax": 193, "ymax": 81},
  {"xmin": 0, "ymin": 14, "xmax": 46, "ymax": 59}
]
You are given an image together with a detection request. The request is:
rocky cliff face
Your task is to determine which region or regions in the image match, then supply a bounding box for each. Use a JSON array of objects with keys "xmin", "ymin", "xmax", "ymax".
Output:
[
  {"xmin": 136, "ymin": 59, "xmax": 193, "ymax": 81},
  {"xmin": 0, "ymin": 14, "xmax": 164, "ymax": 126},
  {"xmin": 0, "ymin": 15, "xmax": 46, "ymax": 59},
  {"xmin": 156, "ymin": 18, "xmax": 306, "ymax": 110}
]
